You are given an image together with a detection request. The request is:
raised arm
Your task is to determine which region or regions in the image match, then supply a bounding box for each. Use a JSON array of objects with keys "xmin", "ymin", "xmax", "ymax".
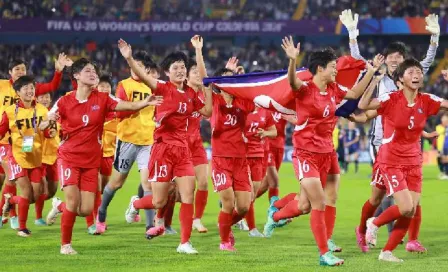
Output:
[
  {"xmin": 191, "ymin": 35, "xmax": 208, "ymax": 80},
  {"xmin": 114, "ymin": 95, "xmax": 163, "ymax": 112},
  {"xmin": 198, "ymin": 86, "xmax": 212, "ymax": 117},
  {"xmin": 281, "ymin": 36, "xmax": 303, "ymax": 91},
  {"xmin": 421, "ymin": 14, "xmax": 440, "ymax": 74},
  {"xmin": 345, "ymin": 54, "xmax": 384, "ymax": 100},
  {"xmin": 35, "ymin": 53, "xmax": 73, "ymax": 96},
  {"xmin": 340, "ymin": 9, "xmax": 366, "ymax": 61},
  {"xmin": 118, "ymin": 39, "xmax": 158, "ymax": 91},
  {"xmin": 357, "ymin": 69, "xmax": 385, "ymax": 110}
]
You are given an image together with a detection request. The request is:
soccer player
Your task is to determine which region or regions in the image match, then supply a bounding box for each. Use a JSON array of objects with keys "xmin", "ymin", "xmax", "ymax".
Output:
[
  {"xmin": 0, "ymin": 54, "xmax": 70, "ymax": 229},
  {"xmin": 357, "ymin": 58, "xmax": 447, "ymax": 262},
  {"xmin": 119, "ymin": 38, "xmax": 212, "ymax": 254},
  {"xmin": 97, "ymin": 51, "xmax": 159, "ymax": 234},
  {"xmin": 1, "ymin": 76, "xmax": 56, "ymax": 237},
  {"xmin": 263, "ymin": 36, "xmax": 380, "ymax": 266},
  {"xmin": 435, "ymin": 113, "xmax": 448, "ymax": 179},
  {"xmin": 44, "ymin": 58, "xmax": 162, "ymax": 255},
  {"xmin": 343, "ymin": 121, "xmax": 360, "ymax": 173},
  {"xmin": 340, "ymin": 9, "xmax": 439, "ymax": 243}
]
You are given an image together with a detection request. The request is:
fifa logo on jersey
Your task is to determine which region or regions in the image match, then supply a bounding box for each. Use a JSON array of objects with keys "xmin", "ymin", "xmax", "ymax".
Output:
[
  {"xmin": 3, "ymin": 96, "xmax": 20, "ymax": 106},
  {"xmin": 16, "ymin": 116, "xmax": 44, "ymax": 130},
  {"xmin": 91, "ymin": 105, "xmax": 100, "ymax": 111}
]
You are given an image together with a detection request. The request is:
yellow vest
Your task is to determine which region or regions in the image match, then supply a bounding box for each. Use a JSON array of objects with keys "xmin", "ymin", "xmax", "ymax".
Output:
[
  {"xmin": 333, "ymin": 127, "xmax": 340, "ymax": 150},
  {"xmin": 5, "ymin": 102, "xmax": 48, "ymax": 168},
  {"xmin": 436, "ymin": 124, "xmax": 445, "ymax": 152},
  {"xmin": 117, "ymin": 77, "xmax": 155, "ymax": 145},
  {"xmin": 103, "ymin": 118, "xmax": 118, "ymax": 157},
  {"xmin": 42, "ymin": 121, "xmax": 60, "ymax": 165},
  {"xmin": 0, "ymin": 79, "xmax": 19, "ymax": 144}
]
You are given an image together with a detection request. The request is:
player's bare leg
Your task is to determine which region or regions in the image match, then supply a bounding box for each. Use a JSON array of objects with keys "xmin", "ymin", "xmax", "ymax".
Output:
[
  {"xmin": 325, "ymin": 174, "xmax": 341, "ymax": 252},
  {"xmin": 193, "ymin": 163, "xmax": 209, "ymax": 233},
  {"xmin": 406, "ymin": 192, "xmax": 426, "ymax": 253}
]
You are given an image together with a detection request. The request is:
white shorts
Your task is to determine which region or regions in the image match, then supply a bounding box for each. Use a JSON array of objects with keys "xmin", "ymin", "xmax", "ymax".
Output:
[{"xmin": 113, "ymin": 140, "xmax": 151, "ymax": 174}]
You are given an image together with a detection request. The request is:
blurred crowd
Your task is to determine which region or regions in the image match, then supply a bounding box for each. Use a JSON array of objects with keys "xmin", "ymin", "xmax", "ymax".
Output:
[{"xmin": 2, "ymin": 0, "xmax": 447, "ymax": 20}]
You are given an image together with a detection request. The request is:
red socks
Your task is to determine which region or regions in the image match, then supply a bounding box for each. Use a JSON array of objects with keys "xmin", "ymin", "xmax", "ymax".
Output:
[
  {"xmin": 273, "ymin": 193, "xmax": 296, "ymax": 209},
  {"xmin": 179, "ymin": 203, "xmax": 193, "ymax": 244},
  {"xmin": 231, "ymin": 209, "xmax": 245, "ymax": 225},
  {"xmin": 93, "ymin": 191, "xmax": 102, "ymax": 219},
  {"xmin": 408, "ymin": 205, "xmax": 421, "ymax": 241},
  {"xmin": 310, "ymin": 210, "xmax": 329, "ymax": 255},
  {"xmin": 218, "ymin": 211, "xmax": 232, "ymax": 243},
  {"xmin": 35, "ymin": 193, "xmax": 47, "ymax": 220},
  {"xmin": 194, "ymin": 190, "xmax": 208, "ymax": 219},
  {"xmin": 85, "ymin": 212, "xmax": 94, "ymax": 227},
  {"xmin": 245, "ymin": 202, "xmax": 256, "ymax": 230},
  {"xmin": 11, "ymin": 196, "xmax": 29, "ymax": 229},
  {"xmin": 268, "ymin": 188, "xmax": 279, "ymax": 199},
  {"xmin": 325, "ymin": 205, "xmax": 336, "ymax": 239},
  {"xmin": 133, "ymin": 195, "xmax": 155, "ymax": 209},
  {"xmin": 273, "ymin": 199, "xmax": 302, "ymax": 221},
  {"xmin": 373, "ymin": 205, "xmax": 401, "ymax": 228},
  {"xmin": 383, "ymin": 216, "xmax": 412, "ymax": 251},
  {"xmin": 359, "ymin": 200, "xmax": 378, "ymax": 233},
  {"xmin": 57, "ymin": 202, "xmax": 66, "ymax": 213},
  {"xmin": 61, "ymin": 206, "xmax": 77, "ymax": 245}
]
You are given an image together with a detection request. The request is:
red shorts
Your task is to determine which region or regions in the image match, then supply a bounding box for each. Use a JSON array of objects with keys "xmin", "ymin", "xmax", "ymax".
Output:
[
  {"xmin": 58, "ymin": 159, "xmax": 98, "ymax": 193},
  {"xmin": 374, "ymin": 163, "xmax": 422, "ymax": 196},
  {"xmin": 100, "ymin": 156, "xmax": 114, "ymax": 176},
  {"xmin": 148, "ymin": 142, "xmax": 195, "ymax": 183},
  {"xmin": 188, "ymin": 135, "xmax": 208, "ymax": 167},
  {"xmin": 8, "ymin": 156, "xmax": 42, "ymax": 183},
  {"xmin": 292, "ymin": 149, "xmax": 339, "ymax": 187},
  {"xmin": 247, "ymin": 157, "xmax": 266, "ymax": 181},
  {"xmin": 0, "ymin": 144, "xmax": 10, "ymax": 162},
  {"xmin": 42, "ymin": 163, "xmax": 58, "ymax": 182},
  {"xmin": 211, "ymin": 157, "xmax": 251, "ymax": 192},
  {"xmin": 267, "ymin": 147, "xmax": 284, "ymax": 171}
]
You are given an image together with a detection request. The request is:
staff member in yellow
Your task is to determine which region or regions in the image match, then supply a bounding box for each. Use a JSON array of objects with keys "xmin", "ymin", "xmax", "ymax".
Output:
[
  {"xmin": 1, "ymin": 76, "xmax": 56, "ymax": 237},
  {"xmin": 97, "ymin": 51, "xmax": 159, "ymax": 233},
  {"xmin": 436, "ymin": 114, "xmax": 448, "ymax": 179}
]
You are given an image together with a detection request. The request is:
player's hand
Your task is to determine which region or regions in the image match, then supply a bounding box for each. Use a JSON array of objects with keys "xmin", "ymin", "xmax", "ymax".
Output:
[
  {"xmin": 256, "ymin": 128, "xmax": 267, "ymax": 138},
  {"xmin": 347, "ymin": 113, "xmax": 365, "ymax": 123},
  {"xmin": 49, "ymin": 128, "xmax": 57, "ymax": 138},
  {"xmin": 62, "ymin": 55, "xmax": 74, "ymax": 67},
  {"xmin": 225, "ymin": 57, "xmax": 239, "ymax": 72},
  {"xmin": 191, "ymin": 35, "xmax": 203, "ymax": 50},
  {"xmin": 144, "ymin": 95, "xmax": 163, "ymax": 106},
  {"xmin": 372, "ymin": 54, "xmax": 385, "ymax": 71},
  {"xmin": 236, "ymin": 66, "xmax": 245, "ymax": 75},
  {"xmin": 281, "ymin": 114, "xmax": 297, "ymax": 124},
  {"xmin": 118, "ymin": 39, "xmax": 132, "ymax": 59},
  {"xmin": 55, "ymin": 53, "xmax": 69, "ymax": 71},
  {"xmin": 425, "ymin": 14, "xmax": 440, "ymax": 36},
  {"xmin": 423, "ymin": 131, "xmax": 439, "ymax": 139},
  {"xmin": 281, "ymin": 36, "xmax": 300, "ymax": 60},
  {"xmin": 442, "ymin": 70, "xmax": 448, "ymax": 81},
  {"xmin": 47, "ymin": 112, "xmax": 59, "ymax": 122},
  {"xmin": 339, "ymin": 9, "xmax": 359, "ymax": 39}
]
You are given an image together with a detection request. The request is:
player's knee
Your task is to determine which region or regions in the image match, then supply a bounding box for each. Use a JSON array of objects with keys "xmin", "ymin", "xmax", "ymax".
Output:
[
  {"xmin": 78, "ymin": 207, "xmax": 93, "ymax": 217},
  {"xmin": 299, "ymin": 202, "xmax": 311, "ymax": 214},
  {"xmin": 399, "ymin": 205, "xmax": 414, "ymax": 217},
  {"xmin": 152, "ymin": 198, "xmax": 167, "ymax": 209},
  {"xmin": 236, "ymin": 206, "xmax": 249, "ymax": 216},
  {"xmin": 197, "ymin": 177, "xmax": 208, "ymax": 191}
]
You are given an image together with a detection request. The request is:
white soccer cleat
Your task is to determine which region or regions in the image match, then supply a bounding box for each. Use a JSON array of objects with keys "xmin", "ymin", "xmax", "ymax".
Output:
[
  {"xmin": 248, "ymin": 228, "xmax": 265, "ymax": 237},
  {"xmin": 176, "ymin": 242, "xmax": 198, "ymax": 254},
  {"xmin": 125, "ymin": 196, "xmax": 139, "ymax": 224},
  {"xmin": 192, "ymin": 218, "xmax": 208, "ymax": 233},
  {"xmin": 365, "ymin": 217, "xmax": 378, "ymax": 248},
  {"xmin": 60, "ymin": 244, "xmax": 78, "ymax": 255},
  {"xmin": 378, "ymin": 250, "xmax": 403, "ymax": 262},
  {"xmin": 46, "ymin": 197, "xmax": 62, "ymax": 226},
  {"xmin": 235, "ymin": 219, "xmax": 249, "ymax": 231}
]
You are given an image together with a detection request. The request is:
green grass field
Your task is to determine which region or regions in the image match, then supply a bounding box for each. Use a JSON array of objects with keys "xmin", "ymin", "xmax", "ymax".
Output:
[{"xmin": 1, "ymin": 163, "xmax": 448, "ymax": 272}]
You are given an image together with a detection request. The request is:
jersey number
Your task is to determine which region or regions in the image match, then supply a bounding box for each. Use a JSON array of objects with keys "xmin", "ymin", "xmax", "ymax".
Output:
[
  {"xmin": 212, "ymin": 171, "xmax": 227, "ymax": 187},
  {"xmin": 302, "ymin": 160, "xmax": 310, "ymax": 173},
  {"xmin": 177, "ymin": 102, "xmax": 187, "ymax": 114},
  {"xmin": 408, "ymin": 116, "xmax": 414, "ymax": 129},
  {"xmin": 248, "ymin": 122, "xmax": 259, "ymax": 133},
  {"xmin": 224, "ymin": 114, "xmax": 237, "ymax": 126},
  {"xmin": 323, "ymin": 105, "xmax": 330, "ymax": 117},
  {"xmin": 390, "ymin": 175, "xmax": 399, "ymax": 188},
  {"xmin": 82, "ymin": 115, "xmax": 89, "ymax": 126},
  {"xmin": 158, "ymin": 165, "xmax": 168, "ymax": 178}
]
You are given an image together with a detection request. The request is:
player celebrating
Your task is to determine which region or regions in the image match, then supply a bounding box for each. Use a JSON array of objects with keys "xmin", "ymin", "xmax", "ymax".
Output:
[
  {"xmin": 1, "ymin": 76, "xmax": 56, "ymax": 237},
  {"xmin": 119, "ymin": 38, "xmax": 212, "ymax": 254},
  {"xmin": 358, "ymin": 59, "xmax": 447, "ymax": 262},
  {"xmin": 264, "ymin": 36, "xmax": 379, "ymax": 266},
  {"xmin": 343, "ymin": 121, "xmax": 360, "ymax": 173},
  {"xmin": 97, "ymin": 52, "xmax": 159, "ymax": 234},
  {"xmin": 44, "ymin": 58, "xmax": 162, "ymax": 255}
]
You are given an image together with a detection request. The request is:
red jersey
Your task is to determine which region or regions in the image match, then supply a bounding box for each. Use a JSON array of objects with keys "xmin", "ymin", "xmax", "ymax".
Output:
[
  {"xmin": 268, "ymin": 112, "xmax": 287, "ymax": 149},
  {"xmin": 187, "ymin": 90, "xmax": 205, "ymax": 136},
  {"xmin": 153, "ymin": 81, "xmax": 204, "ymax": 147},
  {"xmin": 51, "ymin": 90, "xmax": 119, "ymax": 168},
  {"xmin": 292, "ymin": 81, "xmax": 347, "ymax": 153},
  {"xmin": 377, "ymin": 91, "xmax": 442, "ymax": 166},
  {"xmin": 244, "ymin": 108, "xmax": 275, "ymax": 157},
  {"xmin": 211, "ymin": 94, "xmax": 255, "ymax": 158}
]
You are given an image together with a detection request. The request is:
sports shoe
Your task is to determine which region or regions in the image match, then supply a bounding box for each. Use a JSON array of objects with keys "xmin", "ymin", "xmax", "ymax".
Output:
[
  {"xmin": 165, "ymin": 226, "xmax": 177, "ymax": 235},
  {"xmin": 2, "ymin": 193, "xmax": 11, "ymax": 218},
  {"xmin": 406, "ymin": 240, "xmax": 427, "ymax": 253},
  {"xmin": 355, "ymin": 226, "xmax": 369, "ymax": 253},
  {"xmin": 365, "ymin": 217, "xmax": 378, "ymax": 248},
  {"xmin": 269, "ymin": 196, "xmax": 280, "ymax": 207},
  {"xmin": 0, "ymin": 216, "xmax": 2, "ymax": 228},
  {"xmin": 248, "ymin": 228, "xmax": 265, "ymax": 237},
  {"xmin": 134, "ymin": 214, "xmax": 141, "ymax": 223},
  {"xmin": 10, "ymin": 216, "xmax": 19, "ymax": 230},
  {"xmin": 229, "ymin": 230, "xmax": 236, "ymax": 246},
  {"xmin": 378, "ymin": 250, "xmax": 403, "ymax": 262},
  {"xmin": 319, "ymin": 252, "xmax": 344, "ymax": 266},
  {"xmin": 192, "ymin": 218, "xmax": 208, "ymax": 233},
  {"xmin": 219, "ymin": 242, "xmax": 236, "ymax": 252},
  {"xmin": 125, "ymin": 196, "xmax": 139, "ymax": 224},
  {"xmin": 17, "ymin": 228, "xmax": 32, "ymax": 238},
  {"xmin": 235, "ymin": 219, "xmax": 249, "ymax": 231},
  {"xmin": 46, "ymin": 197, "xmax": 62, "ymax": 226},
  {"xmin": 327, "ymin": 239, "xmax": 342, "ymax": 252},
  {"xmin": 87, "ymin": 225, "xmax": 97, "ymax": 235},
  {"xmin": 95, "ymin": 215, "xmax": 106, "ymax": 234},
  {"xmin": 35, "ymin": 218, "xmax": 47, "ymax": 226},
  {"xmin": 176, "ymin": 242, "xmax": 198, "ymax": 254},
  {"xmin": 263, "ymin": 206, "xmax": 287, "ymax": 237},
  {"xmin": 60, "ymin": 244, "xmax": 78, "ymax": 255},
  {"xmin": 145, "ymin": 225, "xmax": 165, "ymax": 240}
]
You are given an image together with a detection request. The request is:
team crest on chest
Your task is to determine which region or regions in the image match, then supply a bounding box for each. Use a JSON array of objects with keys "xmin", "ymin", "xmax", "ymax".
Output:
[
  {"xmin": 91, "ymin": 105, "xmax": 100, "ymax": 111},
  {"xmin": 261, "ymin": 117, "xmax": 265, "ymax": 122},
  {"xmin": 417, "ymin": 108, "xmax": 423, "ymax": 114},
  {"xmin": 331, "ymin": 96, "xmax": 335, "ymax": 102}
]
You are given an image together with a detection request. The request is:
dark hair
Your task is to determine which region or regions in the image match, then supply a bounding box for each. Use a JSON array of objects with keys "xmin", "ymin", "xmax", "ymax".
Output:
[
  {"xmin": 99, "ymin": 74, "xmax": 112, "ymax": 86},
  {"xmin": 134, "ymin": 51, "xmax": 157, "ymax": 70},
  {"xmin": 383, "ymin": 42, "xmax": 407, "ymax": 58},
  {"xmin": 213, "ymin": 68, "xmax": 234, "ymax": 77},
  {"xmin": 8, "ymin": 59, "xmax": 26, "ymax": 71},
  {"xmin": 187, "ymin": 58, "xmax": 197, "ymax": 77},
  {"xmin": 394, "ymin": 58, "xmax": 423, "ymax": 81},
  {"xmin": 70, "ymin": 58, "xmax": 99, "ymax": 78},
  {"xmin": 307, "ymin": 48, "xmax": 337, "ymax": 75},
  {"xmin": 160, "ymin": 52, "xmax": 188, "ymax": 72},
  {"xmin": 13, "ymin": 75, "xmax": 34, "ymax": 92}
]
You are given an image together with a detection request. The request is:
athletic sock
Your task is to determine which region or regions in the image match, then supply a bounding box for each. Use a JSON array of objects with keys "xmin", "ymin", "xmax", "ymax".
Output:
[
  {"xmin": 98, "ymin": 185, "xmax": 117, "ymax": 222},
  {"xmin": 194, "ymin": 190, "xmax": 208, "ymax": 219},
  {"xmin": 359, "ymin": 200, "xmax": 378, "ymax": 233},
  {"xmin": 179, "ymin": 203, "xmax": 193, "ymax": 244},
  {"xmin": 273, "ymin": 199, "xmax": 302, "ymax": 221},
  {"xmin": 325, "ymin": 205, "xmax": 336, "ymax": 239},
  {"xmin": 273, "ymin": 193, "xmax": 296, "ymax": 209},
  {"xmin": 310, "ymin": 210, "xmax": 329, "ymax": 255}
]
